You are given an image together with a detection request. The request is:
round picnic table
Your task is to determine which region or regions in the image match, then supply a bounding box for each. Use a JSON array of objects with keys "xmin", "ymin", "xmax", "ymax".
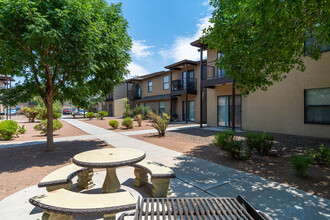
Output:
[{"xmin": 73, "ymin": 148, "xmax": 146, "ymax": 193}]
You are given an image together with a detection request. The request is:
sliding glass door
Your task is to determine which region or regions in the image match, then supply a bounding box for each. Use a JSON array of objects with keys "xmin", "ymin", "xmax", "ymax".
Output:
[
  {"xmin": 182, "ymin": 101, "xmax": 195, "ymax": 122},
  {"xmin": 217, "ymin": 96, "xmax": 241, "ymax": 128}
]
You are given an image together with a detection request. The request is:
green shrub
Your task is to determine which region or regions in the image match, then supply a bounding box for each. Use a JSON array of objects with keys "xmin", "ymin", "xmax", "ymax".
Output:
[
  {"xmin": 22, "ymin": 107, "xmax": 39, "ymax": 122},
  {"xmin": 97, "ymin": 111, "xmax": 108, "ymax": 120},
  {"xmin": 134, "ymin": 114, "xmax": 143, "ymax": 126},
  {"xmin": 37, "ymin": 107, "xmax": 61, "ymax": 120},
  {"xmin": 290, "ymin": 155, "xmax": 309, "ymax": 177},
  {"xmin": 122, "ymin": 117, "xmax": 133, "ymax": 129},
  {"xmin": 109, "ymin": 120, "xmax": 119, "ymax": 129},
  {"xmin": 123, "ymin": 99, "xmax": 132, "ymax": 118},
  {"xmin": 33, "ymin": 119, "xmax": 63, "ymax": 135},
  {"xmin": 86, "ymin": 112, "xmax": 95, "ymax": 120},
  {"xmin": 0, "ymin": 120, "xmax": 18, "ymax": 140},
  {"xmin": 244, "ymin": 132, "xmax": 274, "ymax": 156},
  {"xmin": 132, "ymin": 105, "xmax": 150, "ymax": 119},
  {"xmin": 213, "ymin": 130, "xmax": 235, "ymax": 151},
  {"xmin": 18, "ymin": 125, "xmax": 26, "ymax": 134},
  {"xmin": 226, "ymin": 140, "xmax": 243, "ymax": 159},
  {"xmin": 307, "ymin": 144, "xmax": 330, "ymax": 166},
  {"xmin": 148, "ymin": 112, "xmax": 170, "ymax": 136}
]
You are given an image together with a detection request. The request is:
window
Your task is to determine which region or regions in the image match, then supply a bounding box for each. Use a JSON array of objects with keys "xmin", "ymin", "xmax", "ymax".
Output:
[
  {"xmin": 144, "ymin": 103, "xmax": 149, "ymax": 107},
  {"xmin": 159, "ymin": 102, "xmax": 165, "ymax": 114},
  {"xmin": 304, "ymin": 87, "xmax": 330, "ymax": 124},
  {"xmin": 304, "ymin": 38, "xmax": 330, "ymax": 55},
  {"xmin": 163, "ymin": 76, "xmax": 169, "ymax": 90},
  {"xmin": 148, "ymin": 81, "xmax": 152, "ymax": 93},
  {"xmin": 217, "ymin": 52, "xmax": 226, "ymax": 78}
]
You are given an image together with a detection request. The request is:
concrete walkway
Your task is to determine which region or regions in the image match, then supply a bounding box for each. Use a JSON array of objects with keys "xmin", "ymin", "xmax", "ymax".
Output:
[
  {"xmin": 0, "ymin": 119, "xmax": 329, "ymax": 219},
  {"xmin": 0, "ymin": 135, "xmax": 95, "ymax": 149},
  {"xmin": 62, "ymin": 119, "xmax": 330, "ymax": 219}
]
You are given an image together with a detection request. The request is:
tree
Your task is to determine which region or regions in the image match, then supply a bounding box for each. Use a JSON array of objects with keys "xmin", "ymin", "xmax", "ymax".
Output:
[
  {"xmin": 0, "ymin": 0, "xmax": 132, "ymax": 151},
  {"xmin": 204, "ymin": 0, "xmax": 329, "ymax": 95}
]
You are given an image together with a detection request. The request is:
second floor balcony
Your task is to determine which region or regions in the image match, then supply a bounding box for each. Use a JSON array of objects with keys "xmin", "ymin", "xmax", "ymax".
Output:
[
  {"xmin": 128, "ymin": 88, "xmax": 141, "ymax": 101},
  {"xmin": 201, "ymin": 65, "xmax": 233, "ymax": 88},
  {"xmin": 105, "ymin": 93, "xmax": 113, "ymax": 101},
  {"xmin": 171, "ymin": 78, "xmax": 197, "ymax": 96}
]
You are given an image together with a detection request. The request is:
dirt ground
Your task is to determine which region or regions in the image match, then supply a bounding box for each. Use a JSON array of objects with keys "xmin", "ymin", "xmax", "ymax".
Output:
[
  {"xmin": 0, "ymin": 139, "xmax": 111, "ymax": 200},
  {"xmin": 0, "ymin": 117, "xmax": 87, "ymax": 142},
  {"xmin": 131, "ymin": 129, "xmax": 330, "ymax": 199},
  {"xmin": 78, "ymin": 117, "xmax": 185, "ymax": 132}
]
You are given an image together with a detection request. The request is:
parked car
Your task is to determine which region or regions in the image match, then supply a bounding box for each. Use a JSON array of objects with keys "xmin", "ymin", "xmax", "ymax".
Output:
[
  {"xmin": 63, "ymin": 108, "xmax": 72, "ymax": 114},
  {"xmin": 78, "ymin": 109, "xmax": 85, "ymax": 115},
  {"xmin": 9, "ymin": 109, "xmax": 17, "ymax": 115}
]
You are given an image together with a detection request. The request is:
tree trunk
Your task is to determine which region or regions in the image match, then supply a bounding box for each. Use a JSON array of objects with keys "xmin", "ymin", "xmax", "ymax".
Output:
[{"xmin": 46, "ymin": 98, "xmax": 54, "ymax": 152}]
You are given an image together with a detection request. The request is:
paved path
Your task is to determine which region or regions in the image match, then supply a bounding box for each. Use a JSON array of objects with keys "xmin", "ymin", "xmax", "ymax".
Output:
[
  {"xmin": 61, "ymin": 118, "xmax": 330, "ymax": 219},
  {"xmin": 0, "ymin": 135, "xmax": 95, "ymax": 149}
]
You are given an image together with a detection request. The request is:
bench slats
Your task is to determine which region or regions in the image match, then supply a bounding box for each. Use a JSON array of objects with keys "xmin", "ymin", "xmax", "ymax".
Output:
[
  {"xmin": 38, "ymin": 164, "xmax": 87, "ymax": 187},
  {"xmin": 29, "ymin": 189, "xmax": 136, "ymax": 215}
]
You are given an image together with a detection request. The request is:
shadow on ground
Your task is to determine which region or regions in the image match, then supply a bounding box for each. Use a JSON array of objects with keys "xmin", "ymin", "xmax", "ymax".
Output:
[{"xmin": 0, "ymin": 140, "xmax": 110, "ymax": 173}]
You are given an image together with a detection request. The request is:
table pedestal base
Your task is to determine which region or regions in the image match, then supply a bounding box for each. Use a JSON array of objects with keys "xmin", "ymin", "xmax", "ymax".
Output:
[{"xmin": 102, "ymin": 168, "xmax": 120, "ymax": 193}]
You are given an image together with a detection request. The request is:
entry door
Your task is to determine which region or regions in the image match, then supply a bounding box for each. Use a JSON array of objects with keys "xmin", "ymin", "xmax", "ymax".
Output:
[
  {"xmin": 217, "ymin": 96, "xmax": 241, "ymax": 128},
  {"xmin": 109, "ymin": 104, "xmax": 113, "ymax": 117},
  {"xmin": 182, "ymin": 101, "xmax": 195, "ymax": 121}
]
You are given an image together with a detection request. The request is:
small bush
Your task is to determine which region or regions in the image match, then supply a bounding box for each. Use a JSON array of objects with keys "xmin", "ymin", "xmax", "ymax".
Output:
[
  {"xmin": 123, "ymin": 99, "xmax": 132, "ymax": 118},
  {"xmin": 148, "ymin": 112, "xmax": 170, "ymax": 136},
  {"xmin": 226, "ymin": 140, "xmax": 243, "ymax": 159},
  {"xmin": 122, "ymin": 117, "xmax": 133, "ymax": 129},
  {"xmin": 37, "ymin": 107, "xmax": 61, "ymax": 120},
  {"xmin": 132, "ymin": 105, "xmax": 151, "ymax": 119},
  {"xmin": 0, "ymin": 120, "xmax": 18, "ymax": 140},
  {"xmin": 245, "ymin": 132, "xmax": 273, "ymax": 156},
  {"xmin": 134, "ymin": 114, "xmax": 143, "ymax": 126},
  {"xmin": 109, "ymin": 120, "xmax": 119, "ymax": 129},
  {"xmin": 18, "ymin": 125, "xmax": 26, "ymax": 134},
  {"xmin": 86, "ymin": 112, "xmax": 95, "ymax": 120},
  {"xmin": 307, "ymin": 144, "xmax": 330, "ymax": 166},
  {"xmin": 290, "ymin": 155, "xmax": 309, "ymax": 177},
  {"xmin": 213, "ymin": 130, "xmax": 235, "ymax": 151},
  {"xmin": 98, "ymin": 111, "xmax": 108, "ymax": 120},
  {"xmin": 22, "ymin": 107, "xmax": 39, "ymax": 122},
  {"xmin": 33, "ymin": 119, "xmax": 63, "ymax": 135}
]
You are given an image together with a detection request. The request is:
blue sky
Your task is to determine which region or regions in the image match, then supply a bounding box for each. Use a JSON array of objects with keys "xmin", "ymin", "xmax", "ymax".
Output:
[{"xmin": 110, "ymin": 0, "xmax": 212, "ymax": 77}]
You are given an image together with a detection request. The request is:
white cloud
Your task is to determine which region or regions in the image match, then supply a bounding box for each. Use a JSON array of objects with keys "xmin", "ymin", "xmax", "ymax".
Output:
[
  {"xmin": 159, "ymin": 16, "xmax": 211, "ymax": 62},
  {"xmin": 202, "ymin": 0, "xmax": 209, "ymax": 6},
  {"xmin": 127, "ymin": 62, "xmax": 149, "ymax": 78},
  {"xmin": 131, "ymin": 40, "xmax": 154, "ymax": 59}
]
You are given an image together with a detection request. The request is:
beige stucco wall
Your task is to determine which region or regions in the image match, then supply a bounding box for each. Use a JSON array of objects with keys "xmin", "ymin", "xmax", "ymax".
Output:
[
  {"xmin": 206, "ymin": 84, "xmax": 240, "ymax": 127},
  {"xmin": 113, "ymin": 98, "xmax": 126, "ymax": 117},
  {"xmin": 140, "ymin": 73, "xmax": 170, "ymax": 98},
  {"xmin": 171, "ymin": 63, "xmax": 202, "ymax": 123},
  {"xmin": 242, "ymin": 51, "xmax": 330, "ymax": 138}
]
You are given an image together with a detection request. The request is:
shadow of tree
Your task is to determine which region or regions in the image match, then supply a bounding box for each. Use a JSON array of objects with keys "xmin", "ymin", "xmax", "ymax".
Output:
[{"xmin": 0, "ymin": 140, "xmax": 110, "ymax": 173}]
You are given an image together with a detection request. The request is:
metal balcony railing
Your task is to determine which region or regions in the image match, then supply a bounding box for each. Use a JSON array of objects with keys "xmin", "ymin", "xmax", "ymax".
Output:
[
  {"xmin": 171, "ymin": 78, "xmax": 197, "ymax": 93},
  {"xmin": 202, "ymin": 64, "xmax": 228, "ymax": 80}
]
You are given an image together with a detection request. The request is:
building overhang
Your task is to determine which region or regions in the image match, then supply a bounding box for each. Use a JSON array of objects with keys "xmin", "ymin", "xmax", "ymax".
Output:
[
  {"xmin": 165, "ymin": 60, "xmax": 198, "ymax": 70},
  {"xmin": 136, "ymin": 94, "xmax": 177, "ymax": 102},
  {"xmin": 190, "ymin": 39, "xmax": 207, "ymax": 50}
]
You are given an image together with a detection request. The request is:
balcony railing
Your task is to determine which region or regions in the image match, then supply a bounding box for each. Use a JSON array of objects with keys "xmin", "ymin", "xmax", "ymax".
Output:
[
  {"xmin": 128, "ymin": 89, "xmax": 141, "ymax": 101},
  {"xmin": 201, "ymin": 64, "xmax": 233, "ymax": 87},
  {"xmin": 105, "ymin": 93, "xmax": 113, "ymax": 101},
  {"xmin": 171, "ymin": 78, "xmax": 197, "ymax": 94}
]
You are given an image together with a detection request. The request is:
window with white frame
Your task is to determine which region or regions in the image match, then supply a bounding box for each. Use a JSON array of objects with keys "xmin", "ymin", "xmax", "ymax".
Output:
[
  {"xmin": 163, "ymin": 76, "xmax": 169, "ymax": 90},
  {"xmin": 217, "ymin": 52, "xmax": 226, "ymax": 78},
  {"xmin": 148, "ymin": 81, "xmax": 152, "ymax": 93},
  {"xmin": 159, "ymin": 102, "xmax": 165, "ymax": 114}
]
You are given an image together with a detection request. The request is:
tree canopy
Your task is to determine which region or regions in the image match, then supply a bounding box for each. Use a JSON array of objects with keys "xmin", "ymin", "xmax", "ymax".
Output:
[
  {"xmin": 0, "ymin": 0, "xmax": 132, "ymax": 151},
  {"xmin": 204, "ymin": 0, "xmax": 329, "ymax": 94}
]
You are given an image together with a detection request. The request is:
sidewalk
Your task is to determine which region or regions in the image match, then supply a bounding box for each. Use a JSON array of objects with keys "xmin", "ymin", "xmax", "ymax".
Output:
[{"xmin": 62, "ymin": 118, "xmax": 330, "ymax": 219}]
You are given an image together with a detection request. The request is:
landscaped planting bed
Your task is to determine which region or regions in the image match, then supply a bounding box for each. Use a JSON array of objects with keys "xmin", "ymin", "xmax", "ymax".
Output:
[{"xmin": 131, "ymin": 128, "xmax": 330, "ymax": 199}]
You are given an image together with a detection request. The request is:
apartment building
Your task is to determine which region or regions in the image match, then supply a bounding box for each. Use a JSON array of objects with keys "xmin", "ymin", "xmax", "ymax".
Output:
[
  {"xmin": 165, "ymin": 60, "xmax": 206, "ymax": 123},
  {"xmin": 102, "ymin": 83, "xmax": 134, "ymax": 117},
  {"xmin": 191, "ymin": 39, "xmax": 330, "ymax": 138},
  {"xmin": 127, "ymin": 71, "xmax": 172, "ymax": 115}
]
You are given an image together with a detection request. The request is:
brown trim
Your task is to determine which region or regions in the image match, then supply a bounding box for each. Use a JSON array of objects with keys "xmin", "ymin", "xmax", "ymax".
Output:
[{"xmin": 165, "ymin": 59, "xmax": 198, "ymax": 69}]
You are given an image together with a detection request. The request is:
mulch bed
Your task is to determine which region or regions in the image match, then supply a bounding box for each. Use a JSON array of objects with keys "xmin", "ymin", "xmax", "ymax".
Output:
[
  {"xmin": 132, "ymin": 128, "xmax": 330, "ymax": 199},
  {"xmin": 0, "ymin": 139, "xmax": 112, "ymax": 200}
]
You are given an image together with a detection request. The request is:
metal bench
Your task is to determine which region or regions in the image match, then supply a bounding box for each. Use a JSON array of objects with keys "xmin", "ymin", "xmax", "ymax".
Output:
[
  {"xmin": 38, "ymin": 164, "xmax": 94, "ymax": 192},
  {"xmin": 119, "ymin": 196, "xmax": 272, "ymax": 220},
  {"xmin": 29, "ymin": 188, "xmax": 137, "ymax": 220},
  {"xmin": 131, "ymin": 160, "xmax": 176, "ymax": 197}
]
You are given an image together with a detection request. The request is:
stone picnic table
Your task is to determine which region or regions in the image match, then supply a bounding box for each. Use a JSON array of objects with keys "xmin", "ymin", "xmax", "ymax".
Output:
[{"xmin": 73, "ymin": 148, "xmax": 146, "ymax": 193}]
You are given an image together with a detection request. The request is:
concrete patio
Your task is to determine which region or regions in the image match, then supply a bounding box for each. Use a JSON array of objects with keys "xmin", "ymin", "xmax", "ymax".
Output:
[{"xmin": 0, "ymin": 118, "xmax": 329, "ymax": 219}]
